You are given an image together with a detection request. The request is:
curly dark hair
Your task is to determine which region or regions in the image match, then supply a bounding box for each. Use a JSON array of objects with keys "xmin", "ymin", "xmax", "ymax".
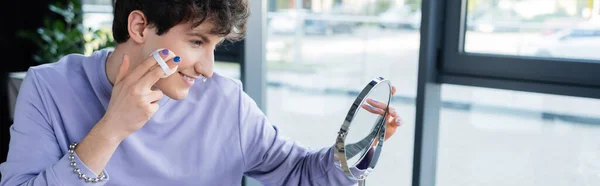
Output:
[{"xmin": 112, "ymin": 0, "xmax": 249, "ymax": 44}]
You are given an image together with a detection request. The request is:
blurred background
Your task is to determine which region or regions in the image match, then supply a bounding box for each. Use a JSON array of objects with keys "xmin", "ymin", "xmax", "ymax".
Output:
[{"xmin": 1, "ymin": 0, "xmax": 600, "ymax": 185}]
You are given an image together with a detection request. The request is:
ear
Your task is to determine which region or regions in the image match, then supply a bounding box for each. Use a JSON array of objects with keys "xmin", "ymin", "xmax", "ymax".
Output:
[{"xmin": 127, "ymin": 10, "xmax": 148, "ymax": 44}]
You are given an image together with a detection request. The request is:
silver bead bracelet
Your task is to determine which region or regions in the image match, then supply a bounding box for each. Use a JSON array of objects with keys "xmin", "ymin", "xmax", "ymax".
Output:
[{"xmin": 69, "ymin": 142, "xmax": 106, "ymax": 183}]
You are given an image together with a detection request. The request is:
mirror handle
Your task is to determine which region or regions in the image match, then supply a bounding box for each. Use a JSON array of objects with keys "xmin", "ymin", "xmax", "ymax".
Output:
[{"xmin": 358, "ymin": 177, "xmax": 366, "ymax": 186}]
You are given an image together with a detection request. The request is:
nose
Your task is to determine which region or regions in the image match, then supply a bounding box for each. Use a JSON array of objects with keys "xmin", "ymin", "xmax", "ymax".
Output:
[{"xmin": 195, "ymin": 48, "xmax": 214, "ymax": 78}]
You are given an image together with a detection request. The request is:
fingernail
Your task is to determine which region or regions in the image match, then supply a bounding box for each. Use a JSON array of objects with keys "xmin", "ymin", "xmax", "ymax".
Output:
[
  {"xmin": 395, "ymin": 118, "xmax": 403, "ymax": 125},
  {"xmin": 161, "ymin": 49, "xmax": 169, "ymax": 55},
  {"xmin": 371, "ymin": 98, "xmax": 379, "ymax": 103},
  {"xmin": 174, "ymin": 56, "xmax": 181, "ymax": 63},
  {"xmin": 367, "ymin": 104, "xmax": 375, "ymax": 110}
]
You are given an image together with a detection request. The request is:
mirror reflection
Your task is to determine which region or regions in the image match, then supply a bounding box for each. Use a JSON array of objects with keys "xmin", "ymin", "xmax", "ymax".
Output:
[{"xmin": 343, "ymin": 79, "xmax": 392, "ymax": 169}]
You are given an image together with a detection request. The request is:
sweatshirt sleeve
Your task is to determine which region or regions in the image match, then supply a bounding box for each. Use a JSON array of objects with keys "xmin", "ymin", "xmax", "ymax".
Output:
[
  {"xmin": 0, "ymin": 68, "xmax": 109, "ymax": 186},
  {"xmin": 237, "ymin": 86, "xmax": 357, "ymax": 186}
]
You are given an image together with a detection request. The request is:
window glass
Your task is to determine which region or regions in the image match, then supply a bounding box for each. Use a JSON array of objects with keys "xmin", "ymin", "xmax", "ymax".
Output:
[
  {"xmin": 464, "ymin": 0, "xmax": 600, "ymax": 61},
  {"xmin": 266, "ymin": 0, "xmax": 422, "ymax": 185},
  {"xmin": 437, "ymin": 84, "xmax": 600, "ymax": 186}
]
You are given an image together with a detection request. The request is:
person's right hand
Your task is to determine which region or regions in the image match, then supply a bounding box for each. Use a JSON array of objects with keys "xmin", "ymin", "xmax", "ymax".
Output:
[{"xmin": 100, "ymin": 49, "xmax": 179, "ymax": 139}]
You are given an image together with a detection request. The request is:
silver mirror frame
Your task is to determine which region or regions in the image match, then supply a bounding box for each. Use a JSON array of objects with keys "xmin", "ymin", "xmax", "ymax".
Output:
[{"xmin": 333, "ymin": 77, "xmax": 392, "ymax": 181}]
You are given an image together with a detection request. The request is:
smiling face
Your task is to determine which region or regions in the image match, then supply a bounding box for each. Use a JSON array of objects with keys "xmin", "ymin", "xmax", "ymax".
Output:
[
  {"xmin": 113, "ymin": 0, "xmax": 249, "ymax": 101},
  {"xmin": 141, "ymin": 21, "xmax": 223, "ymax": 100}
]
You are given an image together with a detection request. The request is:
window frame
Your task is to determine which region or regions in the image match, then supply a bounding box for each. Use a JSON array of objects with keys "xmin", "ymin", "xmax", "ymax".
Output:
[
  {"xmin": 215, "ymin": 40, "xmax": 245, "ymax": 64},
  {"xmin": 440, "ymin": 0, "xmax": 600, "ymax": 99}
]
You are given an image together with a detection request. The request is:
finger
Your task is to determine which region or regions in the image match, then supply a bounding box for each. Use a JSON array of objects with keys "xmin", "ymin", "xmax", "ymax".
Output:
[
  {"xmin": 386, "ymin": 111, "xmax": 395, "ymax": 125},
  {"xmin": 389, "ymin": 116, "xmax": 403, "ymax": 127},
  {"xmin": 366, "ymin": 98, "xmax": 388, "ymax": 111},
  {"xmin": 397, "ymin": 117, "xmax": 404, "ymax": 126},
  {"xmin": 387, "ymin": 115, "xmax": 395, "ymax": 126},
  {"xmin": 384, "ymin": 126, "xmax": 397, "ymax": 141},
  {"xmin": 388, "ymin": 107, "xmax": 399, "ymax": 118},
  {"xmin": 115, "ymin": 54, "xmax": 130, "ymax": 84},
  {"xmin": 149, "ymin": 52, "xmax": 180, "ymax": 78},
  {"xmin": 392, "ymin": 86, "xmax": 397, "ymax": 95},
  {"xmin": 139, "ymin": 56, "xmax": 180, "ymax": 88},
  {"xmin": 149, "ymin": 49, "xmax": 180, "ymax": 77},
  {"xmin": 147, "ymin": 90, "xmax": 164, "ymax": 104},
  {"xmin": 361, "ymin": 103, "xmax": 385, "ymax": 115},
  {"xmin": 128, "ymin": 48, "xmax": 177, "ymax": 81}
]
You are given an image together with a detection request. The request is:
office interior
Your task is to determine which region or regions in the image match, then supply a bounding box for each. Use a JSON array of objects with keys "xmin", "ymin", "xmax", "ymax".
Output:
[{"xmin": 0, "ymin": 0, "xmax": 599, "ymax": 185}]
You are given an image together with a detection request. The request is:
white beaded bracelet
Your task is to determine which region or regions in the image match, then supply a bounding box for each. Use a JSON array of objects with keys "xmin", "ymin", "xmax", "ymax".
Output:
[{"xmin": 69, "ymin": 142, "xmax": 106, "ymax": 183}]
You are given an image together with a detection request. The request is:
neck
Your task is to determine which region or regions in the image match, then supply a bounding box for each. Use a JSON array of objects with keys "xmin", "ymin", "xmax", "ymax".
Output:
[{"xmin": 106, "ymin": 42, "xmax": 142, "ymax": 85}]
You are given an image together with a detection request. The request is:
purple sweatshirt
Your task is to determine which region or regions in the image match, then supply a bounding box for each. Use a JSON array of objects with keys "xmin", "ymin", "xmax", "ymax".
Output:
[{"xmin": 0, "ymin": 49, "xmax": 357, "ymax": 186}]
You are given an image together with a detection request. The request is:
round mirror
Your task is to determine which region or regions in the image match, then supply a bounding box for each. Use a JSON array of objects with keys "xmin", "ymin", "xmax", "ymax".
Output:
[{"xmin": 334, "ymin": 77, "xmax": 392, "ymax": 185}]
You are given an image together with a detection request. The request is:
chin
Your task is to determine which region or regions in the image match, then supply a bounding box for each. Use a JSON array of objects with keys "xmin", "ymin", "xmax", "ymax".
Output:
[
  {"xmin": 163, "ymin": 89, "xmax": 189, "ymax": 100},
  {"xmin": 156, "ymin": 79, "xmax": 190, "ymax": 100}
]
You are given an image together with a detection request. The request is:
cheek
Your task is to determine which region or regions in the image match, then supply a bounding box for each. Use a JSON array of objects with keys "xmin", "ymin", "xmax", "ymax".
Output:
[
  {"xmin": 153, "ymin": 38, "xmax": 183, "ymax": 56},
  {"xmin": 144, "ymin": 35, "xmax": 168, "ymax": 53},
  {"xmin": 175, "ymin": 51, "xmax": 202, "ymax": 67}
]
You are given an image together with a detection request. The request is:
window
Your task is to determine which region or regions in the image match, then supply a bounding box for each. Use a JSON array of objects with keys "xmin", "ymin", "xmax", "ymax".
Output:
[
  {"xmin": 413, "ymin": 0, "xmax": 600, "ymax": 185},
  {"xmin": 82, "ymin": 0, "xmax": 113, "ymax": 30},
  {"xmin": 214, "ymin": 62, "xmax": 241, "ymax": 80},
  {"xmin": 437, "ymin": 84, "xmax": 600, "ymax": 186},
  {"xmin": 265, "ymin": 0, "xmax": 421, "ymax": 185},
  {"xmin": 464, "ymin": 0, "xmax": 600, "ymax": 61},
  {"xmin": 442, "ymin": 0, "xmax": 600, "ymax": 99}
]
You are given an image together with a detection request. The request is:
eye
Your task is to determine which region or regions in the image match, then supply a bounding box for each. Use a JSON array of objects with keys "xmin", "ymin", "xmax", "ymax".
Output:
[{"xmin": 190, "ymin": 40, "xmax": 203, "ymax": 48}]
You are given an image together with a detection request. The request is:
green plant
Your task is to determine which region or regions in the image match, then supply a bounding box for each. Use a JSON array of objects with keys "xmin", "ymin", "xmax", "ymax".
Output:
[
  {"xmin": 17, "ymin": 0, "xmax": 115, "ymax": 64},
  {"xmin": 374, "ymin": 0, "xmax": 394, "ymax": 15},
  {"xmin": 405, "ymin": 0, "xmax": 422, "ymax": 12}
]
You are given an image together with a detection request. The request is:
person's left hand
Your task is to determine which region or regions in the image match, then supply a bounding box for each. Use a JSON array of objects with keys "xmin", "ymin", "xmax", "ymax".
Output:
[{"xmin": 360, "ymin": 86, "xmax": 403, "ymax": 143}]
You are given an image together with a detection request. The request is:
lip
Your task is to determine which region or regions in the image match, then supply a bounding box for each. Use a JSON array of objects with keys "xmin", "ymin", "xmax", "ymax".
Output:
[
  {"xmin": 179, "ymin": 72, "xmax": 197, "ymax": 87},
  {"xmin": 178, "ymin": 72, "xmax": 200, "ymax": 79}
]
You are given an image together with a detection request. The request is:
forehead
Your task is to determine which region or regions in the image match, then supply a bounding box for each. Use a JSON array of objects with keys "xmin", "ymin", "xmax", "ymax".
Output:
[
  {"xmin": 171, "ymin": 21, "xmax": 209, "ymax": 33},
  {"xmin": 171, "ymin": 21, "xmax": 223, "ymax": 40}
]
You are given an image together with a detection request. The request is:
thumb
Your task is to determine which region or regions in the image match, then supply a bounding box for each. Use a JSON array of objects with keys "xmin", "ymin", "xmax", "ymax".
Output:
[{"xmin": 115, "ymin": 54, "xmax": 130, "ymax": 84}]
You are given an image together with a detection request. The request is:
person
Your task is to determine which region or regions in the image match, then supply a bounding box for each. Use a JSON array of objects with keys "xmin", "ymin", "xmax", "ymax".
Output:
[{"xmin": 0, "ymin": 0, "xmax": 404, "ymax": 185}]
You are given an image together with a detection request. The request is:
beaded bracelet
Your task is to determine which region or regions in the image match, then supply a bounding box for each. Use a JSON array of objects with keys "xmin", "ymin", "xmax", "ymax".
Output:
[{"xmin": 69, "ymin": 142, "xmax": 106, "ymax": 183}]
